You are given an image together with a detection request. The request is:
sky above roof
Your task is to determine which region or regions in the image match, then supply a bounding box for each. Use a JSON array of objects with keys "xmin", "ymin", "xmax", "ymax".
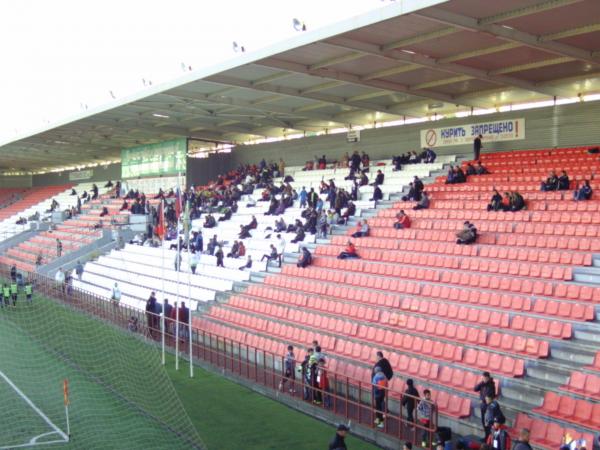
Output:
[{"xmin": 0, "ymin": 0, "xmax": 388, "ymax": 143}]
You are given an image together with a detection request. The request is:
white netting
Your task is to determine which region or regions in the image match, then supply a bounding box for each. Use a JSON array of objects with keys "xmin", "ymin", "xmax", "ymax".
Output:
[{"xmin": 0, "ymin": 293, "xmax": 205, "ymax": 449}]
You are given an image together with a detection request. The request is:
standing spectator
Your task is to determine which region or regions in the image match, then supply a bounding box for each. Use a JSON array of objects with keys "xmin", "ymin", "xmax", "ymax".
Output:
[
  {"xmin": 299, "ymin": 187, "xmax": 308, "ymax": 208},
  {"xmin": 146, "ymin": 292, "xmax": 158, "ymax": 337},
  {"xmin": 372, "ymin": 351, "xmax": 393, "ymax": 380},
  {"xmin": 474, "ymin": 134, "xmax": 483, "ymax": 160},
  {"xmin": 558, "ymin": 170, "xmax": 570, "ymax": 190},
  {"xmin": 279, "ymin": 345, "xmax": 296, "ymax": 393},
  {"xmin": 328, "ymin": 424, "xmax": 349, "ymax": 450},
  {"xmin": 163, "ymin": 300, "xmax": 173, "ymax": 335},
  {"xmin": 215, "ymin": 246, "xmax": 224, "ymax": 267},
  {"xmin": 402, "ymin": 378, "xmax": 419, "ymax": 423},
  {"xmin": 10, "ymin": 264, "xmax": 16, "ymax": 282},
  {"xmin": 513, "ymin": 429, "xmax": 532, "ymax": 450},
  {"xmin": 372, "ymin": 366, "xmax": 388, "ymax": 428},
  {"xmin": 54, "ymin": 268, "xmax": 66, "ymax": 293},
  {"xmin": 301, "ymin": 348, "xmax": 316, "ymax": 401},
  {"xmin": 75, "ymin": 260, "xmax": 84, "ymax": 280},
  {"xmin": 190, "ymin": 251, "xmax": 199, "ymax": 274},
  {"xmin": 315, "ymin": 358, "xmax": 330, "ymax": 407},
  {"xmin": 178, "ymin": 301, "xmax": 189, "ymax": 342},
  {"xmin": 424, "ymin": 147, "xmax": 436, "ymax": 163},
  {"xmin": 2, "ymin": 284, "xmax": 9, "ymax": 308},
  {"xmin": 10, "ymin": 279, "xmax": 18, "ymax": 306},
  {"xmin": 56, "ymin": 238, "xmax": 62, "ymax": 257},
  {"xmin": 394, "ymin": 210, "xmax": 411, "ymax": 229},
  {"xmin": 417, "ymin": 389, "xmax": 437, "ymax": 448},
  {"xmin": 484, "ymin": 394, "xmax": 505, "ymax": 438},
  {"xmin": 174, "ymin": 251, "xmax": 182, "ymax": 272},
  {"xmin": 487, "ymin": 418, "xmax": 510, "ymax": 450},
  {"xmin": 110, "ymin": 282, "xmax": 121, "ymax": 306},
  {"xmin": 475, "ymin": 371, "xmax": 496, "ymax": 438}
]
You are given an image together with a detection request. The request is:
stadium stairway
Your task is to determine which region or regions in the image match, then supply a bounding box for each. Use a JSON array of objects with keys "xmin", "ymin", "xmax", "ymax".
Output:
[{"xmin": 193, "ymin": 147, "xmax": 600, "ymax": 449}]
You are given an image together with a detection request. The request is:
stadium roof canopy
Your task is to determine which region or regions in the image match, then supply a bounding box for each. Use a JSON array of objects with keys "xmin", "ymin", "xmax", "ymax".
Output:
[{"xmin": 2, "ymin": 0, "xmax": 600, "ymax": 172}]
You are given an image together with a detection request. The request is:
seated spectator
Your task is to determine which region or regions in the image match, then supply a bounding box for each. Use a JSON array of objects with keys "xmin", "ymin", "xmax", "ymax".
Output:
[
  {"xmin": 70, "ymin": 188, "xmax": 77, "ymax": 195},
  {"xmin": 509, "ymin": 191, "xmax": 525, "ymax": 211},
  {"xmin": 297, "ymin": 247, "xmax": 312, "ymax": 268},
  {"xmin": 370, "ymin": 185, "xmax": 383, "ymax": 202},
  {"xmin": 574, "ymin": 180, "xmax": 593, "ymax": 201},
  {"xmin": 402, "ymin": 182, "xmax": 421, "ymax": 202},
  {"xmin": 248, "ymin": 215, "xmax": 258, "ymax": 229},
  {"xmin": 206, "ymin": 235, "xmax": 218, "ymax": 255},
  {"xmin": 370, "ymin": 170, "xmax": 384, "ymax": 186},
  {"xmin": 475, "ymin": 161, "xmax": 490, "ymax": 174},
  {"xmin": 227, "ymin": 241, "xmax": 240, "ymax": 258},
  {"xmin": 423, "ymin": 147, "xmax": 436, "ymax": 163},
  {"xmin": 203, "ymin": 214, "xmax": 216, "ymax": 228},
  {"xmin": 413, "ymin": 191, "xmax": 430, "ymax": 210},
  {"xmin": 338, "ymin": 201, "xmax": 356, "ymax": 225},
  {"xmin": 394, "ymin": 210, "xmax": 411, "ymax": 229},
  {"xmin": 120, "ymin": 200, "xmax": 129, "ymax": 211},
  {"xmin": 291, "ymin": 226, "xmax": 305, "ymax": 243},
  {"xmin": 337, "ymin": 240, "xmax": 359, "ymax": 259},
  {"xmin": 239, "ymin": 255, "xmax": 252, "ymax": 271},
  {"xmin": 265, "ymin": 197, "xmax": 278, "ymax": 215},
  {"xmin": 16, "ymin": 217, "xmax": 27, "ymax": 225},
  {"xmin": 359, "ymin": 172, "xmax": 369, "ymax": 186},
  {"xmin": 456, "ymin": 221, "xmax": 477, "ymax": 245},
  {"xmin": 218, "ymin": 208, "xmax": 232, "ymax": 221},
  {"xmin": 407, "ymin": 151, "xmax": 419, "ymax": 164},
  {"xmin": 99, "ymin": 206, "xmax": 109, "ymax": 217},
  {"xmin": 466, "ymin": 163, "xmax": 477, "ymax": 176},
  {"xmin": 487, "ymin": 189, "xmax": 503, "ymax": 211},
  {"xmin": 351, "ymin": 220, "xmax": 369, "ymax": 238},
  {"xmin": 361, "ymin": 151, "xmax": 370, "ymax": 169},
  {"xmin": 238, "ymin": 241, "xmax": 246, "ymax": 257},
  {"xmin": 274, "ymin": 217, "xmax": 287, "ymax": 233},
  {"xmin": 239, "ymin": 225, "xmax": 252, "ymax": 239},
  {"xmin": 104, "ymin": 180, "xmax": 113, "ymax": 188},
  {"xmin": 261, "ymin": 244, "xmax": 280, "ymax": 266},
  {"xmin": 318, "ymin": 155, "xmax": 327, "ymax": 170},
  {"xmin": 557, "ymin": 170, "xmax": 570, "ymax": 190},
  {"xmin": 541, "ymin": 171, "xmax": 559, "ymax": 191}
]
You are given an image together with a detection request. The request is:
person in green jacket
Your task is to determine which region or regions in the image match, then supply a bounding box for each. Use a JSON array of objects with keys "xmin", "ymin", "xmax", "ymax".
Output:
[
  {"xmin": 2, "ymin": 284, "xmax": 10, "ymax": 307},
  {"xmin": 10, "ymin": 281, "xmax": 18, "ymax": 306},
  {"xmin": 25, "ymin": 281, "xmax": 33, "ymax": 303}
]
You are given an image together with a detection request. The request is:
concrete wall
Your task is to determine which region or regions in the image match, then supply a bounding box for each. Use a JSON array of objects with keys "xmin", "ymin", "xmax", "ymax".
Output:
[
  {"xmin": 32, "ymin": 163, "xmax": 122, "ymax": 187},
  {"xmin": 0, "ymin": 175, "xmax": 33, "ymax": 188}
]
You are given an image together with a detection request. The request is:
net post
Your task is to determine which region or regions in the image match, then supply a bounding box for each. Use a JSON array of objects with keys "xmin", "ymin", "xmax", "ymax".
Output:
[
  {"xmin": 161, "ymin": 299, "xmax": 166, "ymax": 365},
  {"xmin": 175, "ymin": 300, "xmax": 179, "ymax": 371}
]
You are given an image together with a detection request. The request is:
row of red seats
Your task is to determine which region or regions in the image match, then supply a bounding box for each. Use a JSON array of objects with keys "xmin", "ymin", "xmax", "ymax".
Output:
[
  {"xmin": 508, "ymin": 412, "xmax": 594, "ymax": 450},
  {"xmin": 286, "ymin": 260, "xmax": 600, "ymax": 303},
  {"xmin": 426, "ymin": 182, "xmax": 600, "ymax": 193},
  {"xmin": 330, "ymin": 235, "xmax": 593, "ymax": 267},
  {"xmin": 393, "ymin": 199, "xmax": 600, "ymax": 212},
  {"xmin": 561, "ymin": 371, "xmax": 600, "ymax": 400},
  {"xmin": 533, "ymin": 392, "xmax": 600, "ymax": 429},
  {"xmin": 264, "ymin": 271, "xmax": 593, "ymax": 326},
  {"xmin": 315, "ymin": 251, "xmax": 572, "ymax": 282}
]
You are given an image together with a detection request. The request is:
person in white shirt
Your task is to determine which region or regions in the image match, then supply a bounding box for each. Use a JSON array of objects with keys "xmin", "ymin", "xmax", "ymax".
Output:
[{"xmin": 111, "ymin": 282, "xmax": 121, "ymax": 306}]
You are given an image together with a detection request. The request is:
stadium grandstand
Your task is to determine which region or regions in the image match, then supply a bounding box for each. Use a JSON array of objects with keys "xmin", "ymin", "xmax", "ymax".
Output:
[{"xmin": 1, "ymin": 1, "xmax": 600, "ymax": 449}]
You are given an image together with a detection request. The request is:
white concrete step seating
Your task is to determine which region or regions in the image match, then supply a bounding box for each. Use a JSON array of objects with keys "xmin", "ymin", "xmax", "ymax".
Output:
[{"xmin": 118, "ymin": 245, "xmax": 251, "ymax": 282}]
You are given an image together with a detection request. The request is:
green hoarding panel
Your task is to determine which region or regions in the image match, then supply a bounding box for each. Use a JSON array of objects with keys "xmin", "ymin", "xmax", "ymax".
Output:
[{"xmin": 121, "ymin": 139, "xmax": 187, "ymax": 178}]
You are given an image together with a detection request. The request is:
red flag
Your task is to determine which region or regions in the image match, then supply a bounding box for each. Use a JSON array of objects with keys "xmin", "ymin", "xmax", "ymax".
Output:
[
  {"xmin": 155, "ymin": 200, "xmax": 165, "ymax": 239},
  {"xmin": 175, "ymin": 187, "xmax": 182, "ymax": 220}
]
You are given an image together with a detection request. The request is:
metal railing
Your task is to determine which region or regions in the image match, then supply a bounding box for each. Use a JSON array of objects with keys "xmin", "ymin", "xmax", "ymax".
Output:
[{"xmin": 0, "ymin": 263, "xmax": 438, "ymax": 448}]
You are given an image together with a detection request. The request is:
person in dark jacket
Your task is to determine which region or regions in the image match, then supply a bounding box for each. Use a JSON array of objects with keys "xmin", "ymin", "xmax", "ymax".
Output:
[
  {"xmin": 513, "ymin": 428, "xmax": 532, "ymax": 450},
  {"xmin": 215, "ymin": 246, "xmax": 224, "ymax": 267},
  {"xmin": 372, "ymin": 351, "xmax": 393, "ymax": 380},
  {"xmin": 401, "ymin": 378, "xmax": 419, "ymax": 423},
  {"xmin": 557, "ymin": 170, "xmax": 570, "ymax": 190},
  {"xmin": 483, "ymin": 395, "xmax": 505, "ymax": 439},
  {"xmin": 487, "ymin": 418, "xmax": 510, "ymax": 450},
  {"xmin": 329, "ymin": 424, "xmax": 349, "ymax": 450},
  {"xmin": 475, "ymin": 371, "xmax": 496, "ymax": 438}
]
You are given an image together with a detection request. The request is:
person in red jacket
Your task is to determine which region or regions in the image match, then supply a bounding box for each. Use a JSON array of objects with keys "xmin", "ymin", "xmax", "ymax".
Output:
[
  {"xmin": 394, "ymin": 210, "xmax": 411, "ymax": 229},
  {"xmin": 337, "ymin": 240, "xmax": 359, "ymax": 260},
  {"xmin": 315, "ymin": 358, "xmax": 330, "ymax": 408}
]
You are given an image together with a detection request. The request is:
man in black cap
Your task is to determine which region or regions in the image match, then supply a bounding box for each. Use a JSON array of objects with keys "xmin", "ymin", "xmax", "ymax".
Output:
[{"xmin": 329, "ymin": 424, "xmax": 348, "ymax": 450}]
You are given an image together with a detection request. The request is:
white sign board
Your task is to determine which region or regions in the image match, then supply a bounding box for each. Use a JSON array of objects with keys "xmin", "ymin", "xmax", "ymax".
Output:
[
  {"xmin": 69, "ymin": 169, "xmax": 93, "ymax": 181},
  {"xmin": 420, "ymin": 118, "xmax": 525, "ymax": 148},
  {"xmin": 347, "ymin": 129, "xmax": 360, "ymax": 143}
]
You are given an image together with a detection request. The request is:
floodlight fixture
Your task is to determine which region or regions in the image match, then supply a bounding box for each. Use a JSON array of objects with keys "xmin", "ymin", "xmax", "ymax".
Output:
[{"xmin": 292, "ymin": 18, "xmax": 306, "ymax": 31}]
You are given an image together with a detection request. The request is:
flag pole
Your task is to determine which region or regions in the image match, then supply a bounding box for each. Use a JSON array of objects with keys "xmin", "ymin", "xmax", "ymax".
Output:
[
  {"xmin": 160, "ymin": 198, "xmax": 166, "ymax": 365},
  {"xmin": 184, "ymin": 190, "xmax": 194, "ymax": 378},
  {"xmin": 175, "ymin": 173, "xmax": 181, "ymax": 371}
]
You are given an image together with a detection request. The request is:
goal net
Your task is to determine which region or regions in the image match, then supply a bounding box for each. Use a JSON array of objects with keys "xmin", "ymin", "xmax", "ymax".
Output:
[{"xmin": 0, "ymin": 292, "xmax": 205, "ymax": 449}]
